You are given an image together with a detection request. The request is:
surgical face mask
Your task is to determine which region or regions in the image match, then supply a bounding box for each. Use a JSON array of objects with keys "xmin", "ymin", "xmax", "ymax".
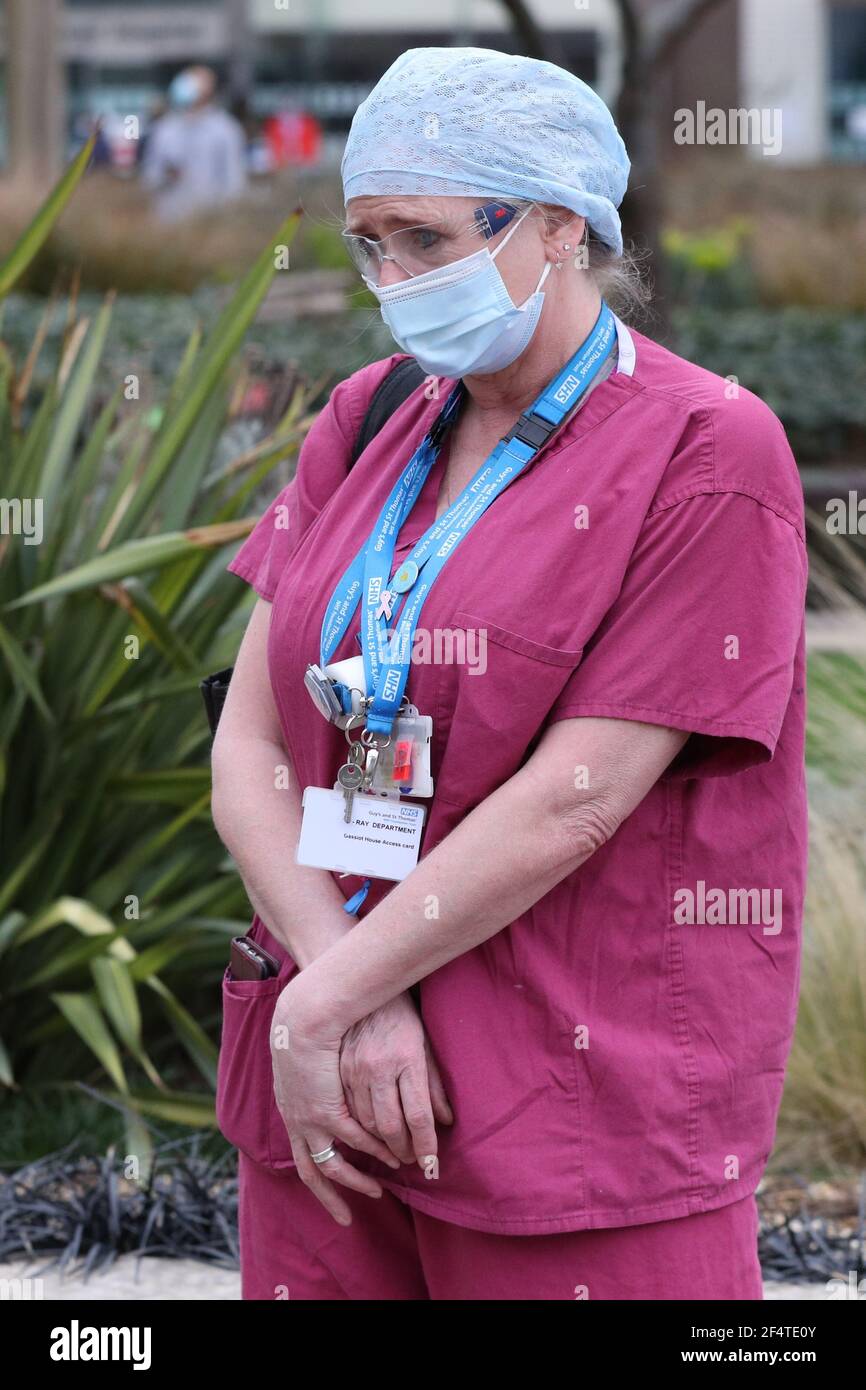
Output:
[
  {"xmin": 169, "ymin": 72, "xmax": 201, "ymax": 109},
  {"xmin": 364, "ymin": 206, "xmax": 552, "ymax": 378}
]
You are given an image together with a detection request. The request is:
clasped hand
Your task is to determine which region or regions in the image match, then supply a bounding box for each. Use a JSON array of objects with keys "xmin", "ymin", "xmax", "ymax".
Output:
[{"xmin": 270, "ymin": 984, "xmax": 453, "ymax": 1225}]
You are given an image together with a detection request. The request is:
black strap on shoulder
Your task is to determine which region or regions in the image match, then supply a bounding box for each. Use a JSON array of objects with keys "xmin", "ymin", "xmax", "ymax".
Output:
[
  {"xmin": 350, "ymin": 357, "xmax": 428, "ymax": 467},
  {"xmin": 202, "ymin": 358, "xmax": 428, "ymax": 738}
]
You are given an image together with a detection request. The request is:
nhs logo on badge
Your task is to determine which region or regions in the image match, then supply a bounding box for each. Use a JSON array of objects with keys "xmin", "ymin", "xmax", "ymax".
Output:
[
  {"xmin": 554, "ymin": 373, "xmax": 581, "ymax": 406},
  {"xmin": 382, "ymin": 668, "xmax": 401, "ymax": 703},
  {"xmin": 368, "ymin": 576, "xmax": 382, "ymax": 605}
]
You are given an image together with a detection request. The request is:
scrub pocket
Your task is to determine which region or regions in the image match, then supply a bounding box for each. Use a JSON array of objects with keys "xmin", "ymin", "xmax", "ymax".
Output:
[
  {"xmin": 433, "ymin": 609, "xmax": 583, "ymax": 807},
  {"xmin": 215, "ymin": 936, "xmax": 298, "ymax": 1170}
]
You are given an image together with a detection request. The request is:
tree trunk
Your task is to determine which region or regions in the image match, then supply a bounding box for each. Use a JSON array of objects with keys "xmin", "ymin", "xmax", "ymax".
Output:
[
  {"xmin": 496, "ymin": 0, "xmax": 566, "ymax": 65},
  {"xmin": 612, "ymin": 0, "xmax": 731, "ymax": 336},
  {"xmin": 225, "ymin": 0, "xmax": 255, "ymax": 116},
  {"xmin": 495, "ymin": 0, "xmax": 731, "ymax": 334},
  {"xmin": 6, "ymin": 0, "xmax": 65, "ymax": 189},
  {"xmin": 612, "ymin": 1, "xmax": 669, "ymax": 329}
]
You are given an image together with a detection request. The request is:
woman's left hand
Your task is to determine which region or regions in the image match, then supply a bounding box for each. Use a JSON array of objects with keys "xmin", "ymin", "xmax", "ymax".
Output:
[
  {"xmin": 339, "ymin": 991, "xmax": 453, "ymax": 1166},
  {"xmin": 270, "ymin": 982, "xmax": 402, "ymax": 1226}
]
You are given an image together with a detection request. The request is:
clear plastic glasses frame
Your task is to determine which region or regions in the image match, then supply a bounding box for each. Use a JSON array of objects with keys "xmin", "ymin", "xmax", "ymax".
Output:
[{"xmin": 341, "ymin": 205, "xmax": 521, "ymax": 284}]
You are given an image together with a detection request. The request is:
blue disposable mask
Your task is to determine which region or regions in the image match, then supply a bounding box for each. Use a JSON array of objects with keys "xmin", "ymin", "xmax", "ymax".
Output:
[
  {"xmin": 169, "ymin": 73, "xmax": 200, "ymax": 109},
  {"xmin": 365, "ymin": 207, "xmax": 552, "ymax": 378}
]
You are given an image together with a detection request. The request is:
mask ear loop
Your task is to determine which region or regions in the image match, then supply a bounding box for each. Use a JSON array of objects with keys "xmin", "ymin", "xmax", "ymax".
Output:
[
  {"xmin": 489, "ymin": 203, "xmax": 534, "ymax": 262},
  {"xmin": 489, "ymin": 202, "xmax": 551, "ymax": 295},
  {"xmin": 535, "ymin": 260, "xmax": 553, "ymax": 293}
]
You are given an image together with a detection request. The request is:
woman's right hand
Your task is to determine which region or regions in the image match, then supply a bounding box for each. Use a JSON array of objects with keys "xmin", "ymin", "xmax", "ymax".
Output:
[{"xmin": 339, "ymin": 991, "xmax": 454, "ymax": 1168}]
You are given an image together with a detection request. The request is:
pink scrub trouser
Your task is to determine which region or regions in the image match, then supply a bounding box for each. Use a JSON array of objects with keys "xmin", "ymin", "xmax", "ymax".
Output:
[{"xmin": 237, "ymin": 1153, "xmax": 764, "ymax": 1301}]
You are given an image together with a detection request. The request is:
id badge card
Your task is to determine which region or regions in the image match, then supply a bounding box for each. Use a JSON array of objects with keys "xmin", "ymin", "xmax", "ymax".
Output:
[{"xmin": 297, "ymin": 787, "xmax": 426, "ymax": 882}]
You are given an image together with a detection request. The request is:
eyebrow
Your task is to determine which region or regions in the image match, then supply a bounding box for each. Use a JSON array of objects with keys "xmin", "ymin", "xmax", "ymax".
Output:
[{"xmin": 344, "ymin": 206, "xmax": 445, "ymax": 236}]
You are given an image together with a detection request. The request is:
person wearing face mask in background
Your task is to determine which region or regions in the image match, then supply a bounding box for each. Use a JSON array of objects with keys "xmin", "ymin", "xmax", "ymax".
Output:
[
  {"xmin": 141, "ymin": 65, "xmax": 247, "ymax": 223},
  {"xmin": 211, "ymin": 47, "xmax": 807, "ymax": 1301}
]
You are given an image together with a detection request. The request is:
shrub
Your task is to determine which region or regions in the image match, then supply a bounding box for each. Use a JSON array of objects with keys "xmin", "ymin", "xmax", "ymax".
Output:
[{"xmin": 0, "ymin": 141, "xmax": 308, "ymax": 1174}]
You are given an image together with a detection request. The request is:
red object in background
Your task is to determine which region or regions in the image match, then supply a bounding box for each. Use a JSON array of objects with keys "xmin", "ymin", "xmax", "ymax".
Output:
[
  {"xmin": 237, "ymin": 381, "xmax": 272, "ymax": 417},
  {"xmin": 112, "ymin": 136, "xmax": 138, "ymax": 171},
  {"xmin": 264, "ymin": 111, "xmax": 322, "ymax": 168}
]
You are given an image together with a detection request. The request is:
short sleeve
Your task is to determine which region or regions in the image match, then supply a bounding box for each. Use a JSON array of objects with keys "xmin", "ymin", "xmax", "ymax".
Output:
[
  {"xmin": 227, "ymin": 355, "xmax": 407, "ymax": 601},
  {"xmin": 546, "ymin": 491, "xmax": 807, "ymax": 778}
]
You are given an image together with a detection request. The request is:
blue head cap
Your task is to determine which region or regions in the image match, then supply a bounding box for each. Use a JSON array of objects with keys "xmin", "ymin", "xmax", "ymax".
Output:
[{"xmin": 341, "ymin": 47, "xmax": 630, "ymax": 255}]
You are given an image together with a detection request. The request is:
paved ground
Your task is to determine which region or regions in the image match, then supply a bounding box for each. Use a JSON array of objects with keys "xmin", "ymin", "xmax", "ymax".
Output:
[
  {"xmin": 763, "ymin": 1281, "xmax": 839, "ymax": 1301},
  {"xmin": 0, "ymin": 1258, "xmax": 841, "ymax": 1301},
  {"xmin": 0, "ymin": 1258, "xmax": 239, "ymax": 1301}
]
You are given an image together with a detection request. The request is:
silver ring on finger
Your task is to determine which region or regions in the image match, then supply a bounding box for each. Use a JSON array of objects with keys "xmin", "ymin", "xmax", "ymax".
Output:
[{"xmin": 309, "ymin": 1142, "xmax": 338, "ymax": 1165}]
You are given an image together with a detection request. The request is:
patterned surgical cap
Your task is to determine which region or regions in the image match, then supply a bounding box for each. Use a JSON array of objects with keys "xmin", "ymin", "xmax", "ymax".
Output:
[{"xmin": 341, "ymin": 47, "xmax": 631, "ymax": 255}]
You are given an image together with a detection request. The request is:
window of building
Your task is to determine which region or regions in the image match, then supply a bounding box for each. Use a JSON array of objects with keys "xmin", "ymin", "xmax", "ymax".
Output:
[{"xmin": 829, "ymin": 4, "xmax": 866, "ymax": 159}]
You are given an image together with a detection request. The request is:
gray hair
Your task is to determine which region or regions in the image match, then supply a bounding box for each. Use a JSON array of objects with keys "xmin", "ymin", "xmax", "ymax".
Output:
[{"xmin": 504, "ymin": 197, "xmax": 652, "ymax": 322}]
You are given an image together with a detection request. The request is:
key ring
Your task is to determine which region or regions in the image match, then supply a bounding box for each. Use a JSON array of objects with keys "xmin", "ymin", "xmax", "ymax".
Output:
[
  {"xmin": 343, "ymin": 712, "xmax": 366, "ymax": 744},
  {"xmin": 343, "ymin": 696, "xmax": 408, "ymax": 748},
  {"xmin": 361, "ymin": 727, "xmax": 391, "ymax": 749}
]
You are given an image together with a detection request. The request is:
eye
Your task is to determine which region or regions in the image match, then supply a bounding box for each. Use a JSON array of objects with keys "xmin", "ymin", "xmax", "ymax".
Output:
[{"xmin": 406, "ymin": 227, "xmax": 442, "ymax": 252}]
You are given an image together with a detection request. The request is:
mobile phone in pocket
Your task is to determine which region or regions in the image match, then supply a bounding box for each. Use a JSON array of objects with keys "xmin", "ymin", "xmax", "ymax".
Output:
[{"xmin": 230, "ymin": 934, "xmax": 281, "ymax": 981}]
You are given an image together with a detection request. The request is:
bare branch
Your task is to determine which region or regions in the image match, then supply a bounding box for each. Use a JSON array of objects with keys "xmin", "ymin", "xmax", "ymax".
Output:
[
  {"xmin": 496, "ymin": 0, "xmax": 568, "ymax": 66},
  {"xmin": 643, "ymin": 0, "xmax": 733, "ymax": 69}
]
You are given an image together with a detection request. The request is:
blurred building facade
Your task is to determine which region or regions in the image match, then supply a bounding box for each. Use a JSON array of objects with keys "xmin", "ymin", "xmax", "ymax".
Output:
[{"xmin": 0, "ymin": 0, "xmax": 864, "ymax": 174}]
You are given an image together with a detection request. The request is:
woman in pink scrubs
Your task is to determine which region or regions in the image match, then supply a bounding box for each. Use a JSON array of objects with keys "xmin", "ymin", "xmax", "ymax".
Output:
[{"xmin": 211, "ymin": 49, "xmax": 807, "ymax": 1300}]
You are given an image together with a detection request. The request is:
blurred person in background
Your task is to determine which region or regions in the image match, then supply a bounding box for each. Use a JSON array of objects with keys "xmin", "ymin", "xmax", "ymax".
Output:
[
  {"xmin": 136, "ymin": 97, "xmax": 168, "ymax": 171},
  {"xmin": 141, "ymin": 65, "xmax": 247, "ymax": 222}
]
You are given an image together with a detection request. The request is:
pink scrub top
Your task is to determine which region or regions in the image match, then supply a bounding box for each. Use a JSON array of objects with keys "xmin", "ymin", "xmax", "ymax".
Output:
[{"xmin": 222, "ymin": 323, "xmax": 808, "ymax": 1236}]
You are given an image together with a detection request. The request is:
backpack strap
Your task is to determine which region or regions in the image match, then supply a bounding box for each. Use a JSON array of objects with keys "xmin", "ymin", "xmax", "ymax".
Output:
[
  {"xmin": 202, "ymin": 357, "xmax": 429, "ymax": 737},
  {"xmin": 350, "ymin": 357, "xmax": 428, "ymax": 467}
]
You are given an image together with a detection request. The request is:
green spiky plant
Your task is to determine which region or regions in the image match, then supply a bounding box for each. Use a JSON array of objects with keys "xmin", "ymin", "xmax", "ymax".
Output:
[{"xmin": 0, "ymin": 137, "xmax": 311, "ymax": 1173}]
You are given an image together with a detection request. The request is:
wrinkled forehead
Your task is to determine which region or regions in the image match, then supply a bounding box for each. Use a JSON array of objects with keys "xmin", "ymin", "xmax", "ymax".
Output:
[{"xmin": 344, "ymin": 193, "xmax": 482, "ymax": 236}]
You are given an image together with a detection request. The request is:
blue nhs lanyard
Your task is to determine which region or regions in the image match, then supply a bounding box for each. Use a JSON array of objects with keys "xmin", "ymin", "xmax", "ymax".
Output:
[{"xmin": 319, "ymin": 301, "xmax": 617, "ymax": 735}]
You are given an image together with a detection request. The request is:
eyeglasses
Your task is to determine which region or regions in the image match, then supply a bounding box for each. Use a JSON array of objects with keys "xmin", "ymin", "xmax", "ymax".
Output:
[{"xmin": 342, "ymin": 202, "xmax": 521, "ymax": 285}]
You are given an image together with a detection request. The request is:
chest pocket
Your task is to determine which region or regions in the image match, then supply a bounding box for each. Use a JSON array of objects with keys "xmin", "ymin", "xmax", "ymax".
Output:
[{"xmin": 432, "ymin": 608, "xmax": 583, "ymax": 809}]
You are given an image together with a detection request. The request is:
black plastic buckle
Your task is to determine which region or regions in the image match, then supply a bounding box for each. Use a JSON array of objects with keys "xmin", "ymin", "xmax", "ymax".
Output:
[
  {"xmin": 429, "ymin": 415, "xmax": 451, "ymax": 447},
  {"xmin": 429, "ymin": 382, "xmax": 466, "ymax": 447},
  {"xmin": 507, "ymin": 411, "xmax": 558, "ymax": 450}
]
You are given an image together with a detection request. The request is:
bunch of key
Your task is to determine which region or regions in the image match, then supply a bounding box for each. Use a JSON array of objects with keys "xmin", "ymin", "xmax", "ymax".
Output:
[{"xmin": 337, "ymin": 736, "xmax": 383, "ymax": 822}]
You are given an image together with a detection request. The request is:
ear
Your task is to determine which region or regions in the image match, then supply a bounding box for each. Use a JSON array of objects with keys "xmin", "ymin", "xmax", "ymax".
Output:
[{"xmin": 539, "ymin": 205, "xmax": 587, "ymax": 259}]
